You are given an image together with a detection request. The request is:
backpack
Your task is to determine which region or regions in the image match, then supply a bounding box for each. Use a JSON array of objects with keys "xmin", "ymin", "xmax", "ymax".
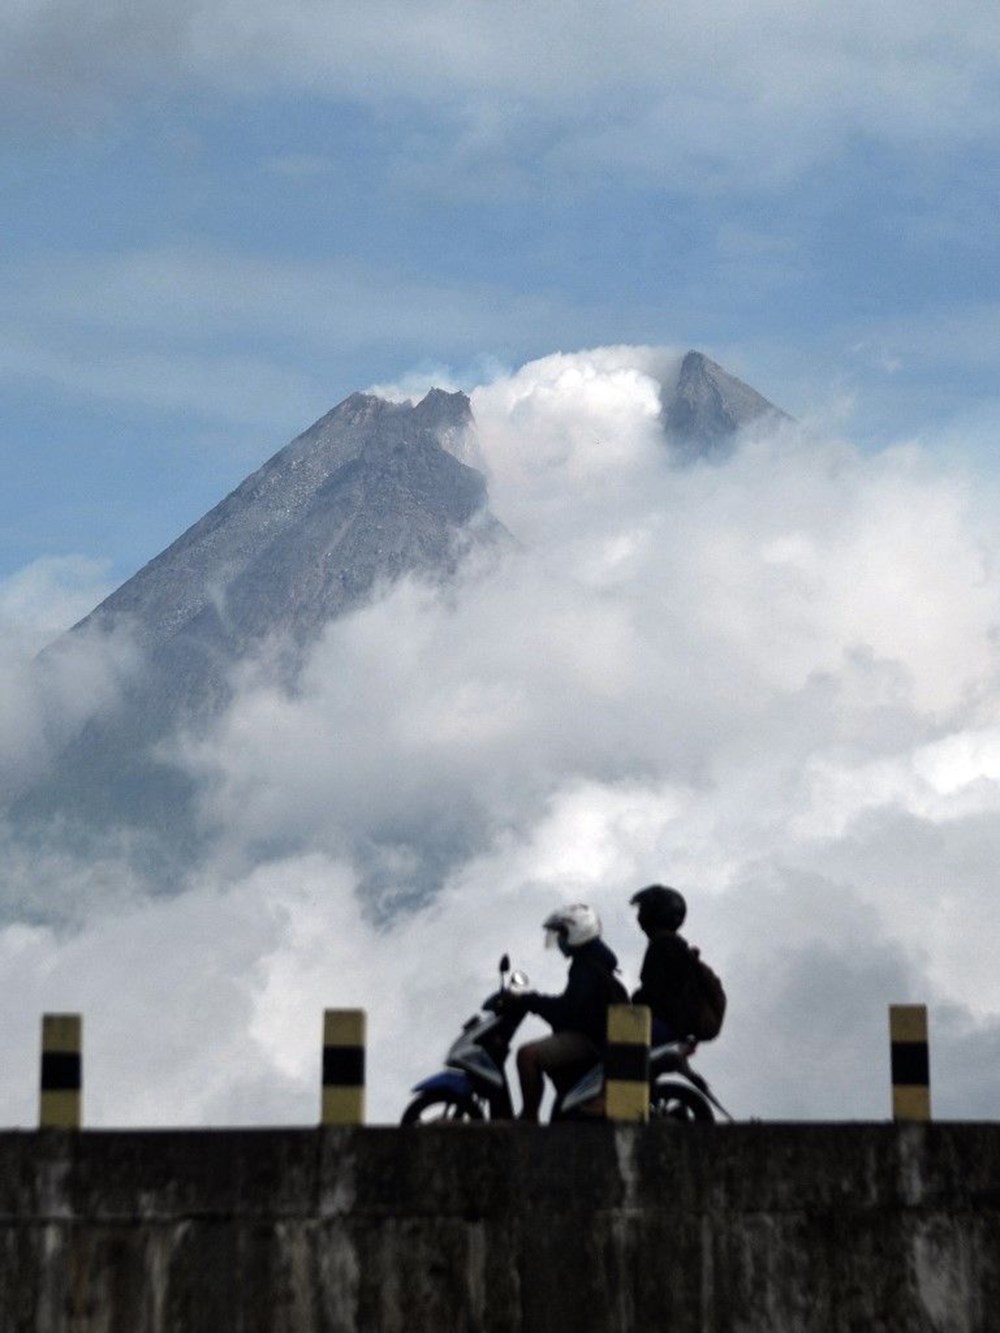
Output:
[{"xmin": 684, "ymin": 946, "xmax": 727, "ymax": 1041}]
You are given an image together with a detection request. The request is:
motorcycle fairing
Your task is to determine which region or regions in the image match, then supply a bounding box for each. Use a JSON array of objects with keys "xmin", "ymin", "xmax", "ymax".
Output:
[
  {"xmin": 560, "ymin": 1062, "xmax": 603, "ymax": 1114},
  {"xmin": 650, "ymin": 1041, "xmax": 688, "ymax": 1069},
  {"xmin": 446, "ymin": 1018, "xmax": 506, "ymax": 1088},
  {"xmin": 447, "ymin": 1011, "xmax": 500, "ymax": 1052},
  {"xmin": 411, "ymin": 1070, "xmax": 475, "ymax": 1098}
]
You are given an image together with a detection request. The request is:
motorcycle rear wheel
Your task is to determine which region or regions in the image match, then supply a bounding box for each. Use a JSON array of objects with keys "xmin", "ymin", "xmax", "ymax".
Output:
[
  {"xmin": 401, "ymin": 1091, "xmax": 485, "ymax": 1125},
  {"xmin": 650, "ymin": 1080, "xmax": 714, "ymax": 1123}
]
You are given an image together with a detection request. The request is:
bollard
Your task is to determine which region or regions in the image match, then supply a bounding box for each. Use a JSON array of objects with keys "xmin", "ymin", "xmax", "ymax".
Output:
[
  {"xmin": 39, "ymin": 1013, "xmax": 82, "ymax": 1130},
  {"xmin": 322, "ymin": 1009, "xmax": 366, "ymax": 1126},
  {"xmin": 889, "ymin": 1004, "xmax": 931, "ymax": 1122},
  {"xmin": 605, "ymin": 1004, "xmax": 650, "ymax": 1122}
]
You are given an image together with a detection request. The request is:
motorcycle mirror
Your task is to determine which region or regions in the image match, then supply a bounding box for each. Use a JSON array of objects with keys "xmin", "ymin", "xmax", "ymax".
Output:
[{"xmin": 499, "ymin": 954, "xmax": 510, "ymax": 976}]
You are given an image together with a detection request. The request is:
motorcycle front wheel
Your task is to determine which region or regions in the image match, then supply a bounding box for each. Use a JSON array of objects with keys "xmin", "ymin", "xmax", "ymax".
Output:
[
  {"xmin": 400, "ymin": 1091, "xmax": 485, "ymax": 1125},
  {"xmin": 650, "ymin": 1080, "xmax": 714, "ymax": 1123}
]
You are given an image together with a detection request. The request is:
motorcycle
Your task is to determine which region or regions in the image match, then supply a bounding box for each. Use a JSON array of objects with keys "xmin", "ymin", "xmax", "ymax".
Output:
[{"xmin": 401, "ymin": 954, "xmax": 730, "ymax": 1125}]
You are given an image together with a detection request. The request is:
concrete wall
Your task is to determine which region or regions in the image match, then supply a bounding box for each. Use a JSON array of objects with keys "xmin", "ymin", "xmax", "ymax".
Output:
[{"xmin": 1, "ymin": 1123, "xmax": 999, "ymax": 1332}]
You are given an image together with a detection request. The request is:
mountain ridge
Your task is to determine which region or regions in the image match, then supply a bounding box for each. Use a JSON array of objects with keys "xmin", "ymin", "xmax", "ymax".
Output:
[
  {"xmin": 13, "ymin": 351, "xmax": 787, "ymax": 861},
  {"xmin": 17, "ymin": 388, "xmax": 500, "ymax": 846},
  {"xmin": 76, "ymin": 388, "xmax": 480, "ymax": 652},
  {"xmin": 664, "ymin": 350, "xmax": 789, "ymax": 458}
]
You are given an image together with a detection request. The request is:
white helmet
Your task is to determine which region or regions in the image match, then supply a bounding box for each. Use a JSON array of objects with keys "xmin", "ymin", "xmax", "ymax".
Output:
[{"xmin": 543, "ymin": 903, "xmax": 602, "ymax": 951}]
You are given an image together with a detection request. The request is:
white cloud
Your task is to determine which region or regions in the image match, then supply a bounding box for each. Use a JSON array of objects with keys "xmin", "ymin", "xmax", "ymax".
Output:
[
  {"xmin": 6, "ymin": 344, "xmax": 1000, "ymax": 1127},
  {"xmin": 0, "ymin": 555, "xmax": 113, "ymax": 652},
  {"xmin": 0, "ymin": 558, "xmax": 137, "ymax": 802},
  {"xmin": 6, "ymin": 2, "xmax": 1000, "ymax": 187},
  {"xmin": 0, "ymin": 631, "xmax": 138, "ymax": 802}
]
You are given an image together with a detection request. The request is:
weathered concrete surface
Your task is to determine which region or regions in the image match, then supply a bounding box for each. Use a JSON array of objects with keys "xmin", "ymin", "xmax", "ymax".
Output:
[{"xmin": 1, "ymin": 1123, "xmax": 998, "ymax": 1332}]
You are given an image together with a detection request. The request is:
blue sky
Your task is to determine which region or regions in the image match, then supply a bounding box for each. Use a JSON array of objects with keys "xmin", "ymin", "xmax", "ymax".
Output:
[
  {"xmin": 6, "ymin": 3, "xmax": 1000, "ymax": 1124},
  {"xmin": 3, "ymin": 0, "xmax": 1000, "ymax": 601}
]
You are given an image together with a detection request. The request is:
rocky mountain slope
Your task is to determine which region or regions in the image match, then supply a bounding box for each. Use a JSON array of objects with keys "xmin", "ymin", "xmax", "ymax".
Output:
[
  {"xmin": 664, "ymin": 350, "xmax": 788, "ymax": 459},
  {"xmin": 13, "ymin": 353, "xmax": 785, "ymax": 852},
  {"xmin": 17, "ymin": 389, "xmax": 506, "ymax": 842}
]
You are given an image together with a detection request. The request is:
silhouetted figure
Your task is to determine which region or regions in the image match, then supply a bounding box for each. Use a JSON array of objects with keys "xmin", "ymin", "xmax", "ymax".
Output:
[{"xmin": 515, "ymin": 904, "xmax": 625, "ymax": 1122}]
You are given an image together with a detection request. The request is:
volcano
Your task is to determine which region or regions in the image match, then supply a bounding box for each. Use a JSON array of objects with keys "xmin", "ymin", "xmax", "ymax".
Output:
[{"xmin": 13, "ymin": 353, "xmax": 785, "ymax": 854}]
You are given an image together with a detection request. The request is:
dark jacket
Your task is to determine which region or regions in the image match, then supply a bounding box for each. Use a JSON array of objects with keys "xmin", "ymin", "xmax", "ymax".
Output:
[
  {"xmin": 631, "ymin": 929, "xmax": 698, "ymax": 1034},
  {"xmin": 527, "ymin": 938, "xmax": 623, "ymax": 1047}
]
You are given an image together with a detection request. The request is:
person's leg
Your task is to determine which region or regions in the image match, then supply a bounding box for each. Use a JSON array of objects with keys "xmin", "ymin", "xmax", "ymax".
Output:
[
  {"xmin": 516, "ymin": 1040, "xmax": 547, "ymax": 1122},
  {"xmin": 517, "ymin": 1032, "xmax": 599, "ymax": 1121}
]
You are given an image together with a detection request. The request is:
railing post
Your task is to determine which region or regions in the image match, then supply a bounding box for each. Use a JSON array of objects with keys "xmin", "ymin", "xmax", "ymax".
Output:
[
  {"xmin": 606, "ymin": 1004, "xmax": 650, "ymax": 1122},
  {"xmin": 40, "ymin": 1013, "xmax": 82, "ymax": 1130},
  {"xmin": 889, "ymin": 1004, "xmax": 930, "ymax": 1122},
  {"xmin": 322, "ymin": 1009, "xmax": 366, "ymax": 1126}
]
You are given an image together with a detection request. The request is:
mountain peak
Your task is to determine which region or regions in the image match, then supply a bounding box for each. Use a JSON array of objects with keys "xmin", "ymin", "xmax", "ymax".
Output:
[
  {"xmin": 19, "ymin": 355, "xmax": 788, "ymax": 849},
  {"xmin": 22, "ymin": 388, "xmax": 507, "ymax": 841},
  {"xmin": 337, "ymin": 389, "xmax": 386, "ymax": 414},
  {"xmin": 664, "ymin": 350, "xmax": 788, "ymax": 459},
  {"xmin": 412, "ymin": 388, "xmax": 475, "ymax": 463},
  {"xmin": 415, "ymin": 386, "xmax": 471, "ymax": 416}
]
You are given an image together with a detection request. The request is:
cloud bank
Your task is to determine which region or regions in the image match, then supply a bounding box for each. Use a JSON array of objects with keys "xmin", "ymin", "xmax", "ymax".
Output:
[
  {"xmin": 3, "ymin": 345, "xmax": 1000, "ymax": 1127},
  {"xmin": 8, "ymin": 1, "xmax": 1000, "ymax": 187},
  {"xmin": 0, "ymin": 557, "xmax": 133, "ymax": 804}
]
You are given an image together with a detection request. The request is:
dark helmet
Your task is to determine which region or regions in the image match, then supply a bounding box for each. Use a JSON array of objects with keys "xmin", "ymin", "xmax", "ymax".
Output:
[{"xmin": 630, "ymin": 884, "xmax": 686, "ymax": 932}]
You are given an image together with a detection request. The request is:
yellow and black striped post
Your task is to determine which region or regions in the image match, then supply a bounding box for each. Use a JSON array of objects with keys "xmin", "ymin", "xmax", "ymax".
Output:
[
  {"xmin": 605, "ymin": 1004, "xmax": 651, "ymax": 1123},
  {"xmin": 889, "ymin": 1004, "xmax": 931, "ymax": 1122},
  {"xmin": 39, "ymin": 1013, "xmax": 82, "ymax": 1130},
  {"xmin": 322, "ymin": 1009, "xmax": 366, "ymax": 1126}
]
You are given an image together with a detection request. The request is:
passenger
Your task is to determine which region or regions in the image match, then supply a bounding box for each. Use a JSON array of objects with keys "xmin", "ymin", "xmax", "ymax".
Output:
[
  {"xmin": 629, "ymin": 884, "xmax": 697, "ymax": 1044},
  {"xmin": 514, "ymin": 904, "xmax": 625, "ymax": 1123}
]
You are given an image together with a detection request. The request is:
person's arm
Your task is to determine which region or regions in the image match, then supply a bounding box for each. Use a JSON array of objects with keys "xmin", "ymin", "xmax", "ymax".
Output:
[
  {"xmin": 525, "ymin": 991, "xmax": 565, "ymax": 1027},
  {"xmin": 524, "ymin": 960, "xmax": 589, "ymax": 1029}
]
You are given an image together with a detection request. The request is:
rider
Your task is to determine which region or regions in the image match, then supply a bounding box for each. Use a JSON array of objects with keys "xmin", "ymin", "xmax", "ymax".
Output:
[
  {"xmin": 514, "ymin": 903, "xmax": 624, "ymax": 1122},
  {"xmin": 629, "ymin": 884, "xmax": 696, "ymax": 1043}
]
